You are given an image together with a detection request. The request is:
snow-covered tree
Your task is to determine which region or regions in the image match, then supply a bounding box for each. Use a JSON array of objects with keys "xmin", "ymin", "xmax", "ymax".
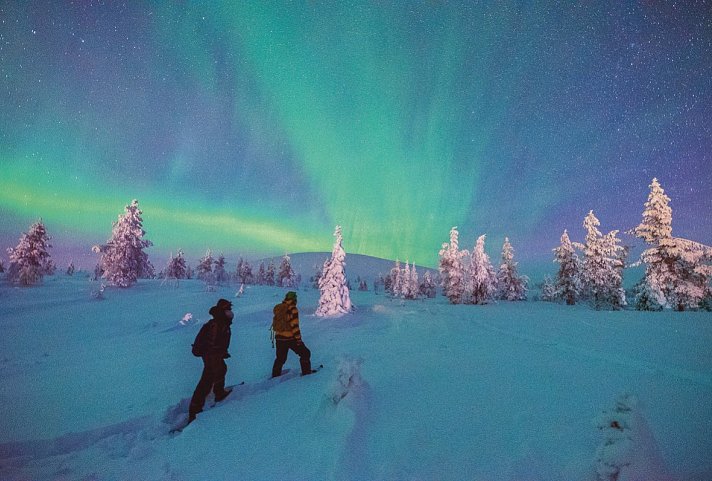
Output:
[
  {"xmin": 496, "ymin": 237, "xmax": 528, "ymax": 301},
  {"xmin": 256, "ymin": 261, "xmax": 267, "ymax": 285},
  {"xmin": 278, "ymin": 254, "xmax": 298, "ymax": 288},
  {"xmin": 579, "ymin": 211, "xmax": 626, "ymax": 310},
  {"xmin": 6, "ymin": 219, "xmax": 56, "ymax": 286},
  {"xmin": 66, "ymin": 261, "xmax": 75, "ymax": 276},
  {"xmin": 553, "ymin": 229, "xmax": 581, "ymax": 305},
  {"xmin": 214, "ymin": 253, "xmax": 230, "ymax": 285},
  {"xmin": 165, "ymin": 249, "xmax": 188, "ymax": 280},
  {"xmin": 196, "ymin": 249, "xmax": 214, "ymax": 282},
  {"xmin": 97, "ymin": 200, "xmax": 154, "ymax": 288},
  {"xmin": 316, "ymin": 225, "xmax": 353, "ymax": 316},
  {"xmin": 419, "ymin": 270, "xmax": 437, "ymax": 298},
  {"xmin": 633, "ymin": 178, "xmax": 712, "ymax": 311},
  {"xmin": 465, "ymin": 235, "xmax": 497, "ymax": 304},
  {"xmin": 539, "ymin": 275, "xmax": 556, "ymax": 302},
  {"xmin": 388, "ymin": 259, "xmax": 403, "ymax": 297},
  {"xmin": 401, "ymin": 261, "xmax": 420, "ymax": 300},
  {"xmin": 438, "ymin": 227, "xmax": 467, "ymax": 304},
  {"xmin": 235, "ymin": 256, "xmax": 254, "ymax": 285},
  {"xmin": 265, "ymin": 259, "xmax": 276, "ymax": 286}
]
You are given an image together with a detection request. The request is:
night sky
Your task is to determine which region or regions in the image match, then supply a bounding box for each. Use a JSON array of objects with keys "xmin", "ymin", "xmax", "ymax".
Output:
[{"xmin": 2, "ymin": 2, "xmax": 711, "ymax": 269}]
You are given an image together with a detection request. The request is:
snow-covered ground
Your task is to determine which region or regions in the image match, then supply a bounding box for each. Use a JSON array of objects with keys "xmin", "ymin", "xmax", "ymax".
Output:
[{"xmin": 1, "ymin": 270, "xmax": 711, "ymax": 481}]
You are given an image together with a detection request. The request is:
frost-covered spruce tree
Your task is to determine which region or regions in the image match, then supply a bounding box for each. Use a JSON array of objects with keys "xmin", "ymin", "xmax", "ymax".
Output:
[
  {"xmin": 196, "ymin": 249, "xmax": 214, "ymax": 281},
  {"xmin": 7, "ymin": 219, "xmax": 56, "ymax": 286},
  {"xmin": 389, "ymin": 259, "xmax": 402, "ymax": 297},
  {"xmin": 438, "ymin": 226, "xmax": 466, "ymax": 304},
  {"xmin": 235, "ymin": 256, "xmax": 253, "ymax": 285},
  {"xmin": 419, "ymin": 270, "xmax": 437, "ymax": 298},
  {"xmin": 265, "ymin": 259, "xmax": 276, "ymax": 286},
  {"xmin": 66, "ymin": 261, "xmax": 75, "ymax": 276},
  {"xmin": 165, "ymin": 249, "xmax": 188, "ymax": 280},
  {"xmin": 496, "ymin": 237, "xmax": 528, "ymax": 301},
  {"xmin": 100, "ymin": 199, "xmax": 154, "ymax": 288},
  {"xmin": 214, "ymin": 253, "xmax": 230, "ymax": 284},
  {"xmin": 256, "ymin": 261, "xmax": 267, "ymax": 286},
  {"xmin": 633, "ymin": 178, "xmax": 712, "ymax": 310},
  {"xmin": 553, "ymin": 229, "xmax": 581, "ymax": 305},
  {"xmin": 405, "ymin": 262, "xmax": 420, "ymax": 300},
  {"xmin": 278, "ymin": 254, "xmax": 298, "ymax": 288},
  {"xmin": 579, "ymin": 211, "xmax": 626, "ymax": 310},
  {"xmin": 465, "ymin": 235, "xmax": 497, "ymax": 304},
  {"xmin": 316, "ymin": 225, "xmax": 353, "ymax": 316},
  {"xmin": 399, "ymin": 261, "xmax": 420, "ymax": 300},
  {"xmin": 539, "ymin": 275, "xmax": 556, "ymax": 302}
]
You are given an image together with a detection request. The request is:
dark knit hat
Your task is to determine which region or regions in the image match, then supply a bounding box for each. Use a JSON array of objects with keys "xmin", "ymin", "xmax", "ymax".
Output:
[
  {"xmin": 285, "ymin": 291, "xmax": 297, "ymax": 301},
  {"xmin": 216, "ymin": 298, "xmax": 232, "ymax": 310}
]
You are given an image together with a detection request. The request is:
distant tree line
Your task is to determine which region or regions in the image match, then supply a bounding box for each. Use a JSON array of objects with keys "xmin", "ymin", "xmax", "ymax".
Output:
[{"xmin": 3, "ymin": 179, "xmax": 711, "ymax": 312}]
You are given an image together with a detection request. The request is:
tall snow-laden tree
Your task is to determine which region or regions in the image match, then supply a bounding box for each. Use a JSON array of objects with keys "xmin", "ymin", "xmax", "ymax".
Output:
[
  {"xmin": 265, "ymin": 259, "xmax": 276, "ymax": 286},
  {"xmin": 419, "ymin": 270, "xmax": 437, "ymax": 298},
  {"xmin": 316, "ymin": 225, "xmax": 353, "ymax": 316},
  {"xmin": 196, "ymin": 249, "xmax": 214, "ymax": 281},
  {"xmin": 214, "ymin": 253, "xmax": 230, "ymax": 284},
  {"xmin": 632, "ymin": 178, "xmax": 712, "ymax": 310},
  {"xmin": 389, "ymin": 259, "xmax": 402, "ymax": 297},
  {"xmin": 404, "ymin": 262, "xmax": 420, "ymax": 300},
  {"xmin": 465, "ymin": 235, "xmax": 497, "ymax": 304},
  {"xmin": 256, "ymin": 261, "xmax": 267, "ymax": 286},
  {"xmin": 235, "ymin": 256, "xmax": 254, "ymax": 285},
  {"xmin": 99, "ymin": 199, "xmax": 154, "ymax": 288},
  {"xmin": 553, "ymin": 229, "xmax": 581, "ymax": 305},
  {"xmin": 7, "ymin": 219, "xmax": 56, "ymax": 286},
  {"xmin": 496, "ymin": 237, "xmax": 528, "ymax": 301},
  {"xmin": 278, "ymin": 254, "xmax": 298, "ymax": 288},
  {"xmin": 438, "ymin": 226, "xmax": 466, "ymax": 304},
  {"xmin": 579, "ymin": 211, "xmax": 626, "ymax": 310},
  {"xmin": 165, "ymin": 249, "xmax": 188, "ymax": 280}
]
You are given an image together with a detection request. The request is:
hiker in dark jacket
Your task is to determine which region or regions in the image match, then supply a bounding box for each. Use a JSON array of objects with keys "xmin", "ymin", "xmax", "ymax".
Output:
[
  {"xmin": 188, "ymin": 298, "xmax": 234, "ymax": 423},
  {"xmin": 272, "ymin": 291, "xmax": 313, "ymax": 377}
]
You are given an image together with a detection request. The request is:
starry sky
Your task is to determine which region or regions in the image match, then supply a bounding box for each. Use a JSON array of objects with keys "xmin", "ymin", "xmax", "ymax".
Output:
[{"xmin": 1, "ymin": 1, "xmax": 711, "ymax": 269}]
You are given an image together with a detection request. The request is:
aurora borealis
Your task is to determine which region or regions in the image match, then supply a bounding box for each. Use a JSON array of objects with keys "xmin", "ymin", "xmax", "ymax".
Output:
[{"xmin": 1, "ymin": 2, "xmax": 711, "ymax": 269}]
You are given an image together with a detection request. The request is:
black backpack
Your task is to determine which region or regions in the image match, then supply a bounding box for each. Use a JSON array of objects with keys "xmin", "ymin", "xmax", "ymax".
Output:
[{"xmin": 191, "ymin": 321, "xmax": 213, "ymax": 357}]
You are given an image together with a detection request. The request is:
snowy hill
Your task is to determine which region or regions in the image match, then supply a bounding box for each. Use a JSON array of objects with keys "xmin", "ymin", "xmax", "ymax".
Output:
[
  {"xmin": 263, "ymin": 252, "xmax": 435, "ymax": 284},
  {"xmin": 0, "ymin": 269, "xmax": 711, "ymax": 481}
]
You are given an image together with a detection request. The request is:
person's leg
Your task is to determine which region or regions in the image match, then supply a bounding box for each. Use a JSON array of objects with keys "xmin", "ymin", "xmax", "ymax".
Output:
[
  {"xmin": 212, "ymin": 358, "xmax": 231, "ymax": 400},
  {"xmin": 291, "ymin": 341, "xmax": 312, "ymax": 375},
  {"xmin": 272, "ymin": 340, "xmax": 289, "ymax": 377},
  {"xmin": 189, "ymin": 358, "xmax": 215, "ymax": 420}
]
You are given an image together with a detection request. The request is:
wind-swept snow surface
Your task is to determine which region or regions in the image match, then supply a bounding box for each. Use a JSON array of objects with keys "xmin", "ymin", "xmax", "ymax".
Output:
[{"xmin": 0, "ymin": 275, "xmax": 710, "ymax": 481}]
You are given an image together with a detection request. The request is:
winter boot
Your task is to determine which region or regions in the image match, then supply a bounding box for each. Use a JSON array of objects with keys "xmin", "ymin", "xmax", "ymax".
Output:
[{"xmin": 214, "ymin": 388, "xmax": 232, "ymax": 403}]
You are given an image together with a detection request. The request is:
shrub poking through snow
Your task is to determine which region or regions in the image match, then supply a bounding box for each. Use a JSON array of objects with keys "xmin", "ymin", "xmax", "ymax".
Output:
[
  {"xmin": 594, "ymin": 394, "xmax": 637, "ymax": 481},
  {"xmin": 330, "ymin": 357, "xmax": 365, "ymax": 405}
]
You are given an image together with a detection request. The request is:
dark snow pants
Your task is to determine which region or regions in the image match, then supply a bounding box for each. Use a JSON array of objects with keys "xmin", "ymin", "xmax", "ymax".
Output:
[
  {"xmin": 189, "ymin": 355, "xmax": 228, "ymax": 418},
  {"xmin": 272, "ymin": 339, "xmax": 311, "ymax": 377}
]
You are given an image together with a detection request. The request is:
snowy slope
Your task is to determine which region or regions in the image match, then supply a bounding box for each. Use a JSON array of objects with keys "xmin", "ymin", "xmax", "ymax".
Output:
[{"xmin": 0, "ymin": 272, "xmax": 711, "ymax": 481}]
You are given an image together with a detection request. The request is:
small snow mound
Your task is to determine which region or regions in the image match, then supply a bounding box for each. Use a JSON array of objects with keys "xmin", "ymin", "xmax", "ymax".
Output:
[
  {"xmin": 179, "ymin": 313, "xmax": 193, "ymax": 325},
  {"xmin": 372, "ymin": 304, "xmax": 389, "ymax": 314},
  {"xmin": 329, "ymin": 356, "xmax": 365, "ymax": 405},
  {"xmin": 594, "ymin": 393, "xmax": 673, "ymax": 481}
]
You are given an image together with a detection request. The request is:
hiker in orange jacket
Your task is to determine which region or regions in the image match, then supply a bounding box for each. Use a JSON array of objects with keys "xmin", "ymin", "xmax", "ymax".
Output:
[{"xmin": 272, "ymin": 291, "xmax": 313, "ymax": 377}]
